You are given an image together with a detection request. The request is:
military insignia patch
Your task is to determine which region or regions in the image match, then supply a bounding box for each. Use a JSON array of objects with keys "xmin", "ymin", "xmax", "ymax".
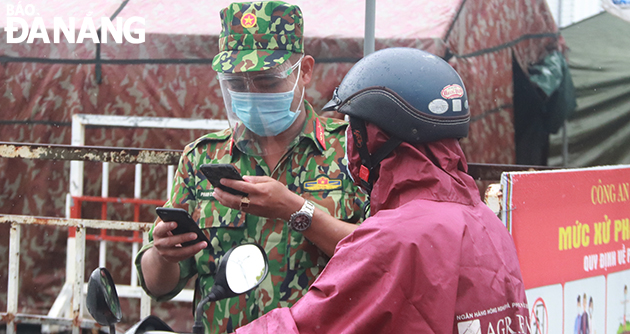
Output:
[
  {"xmin": 241, "ymin": 13, "xmax": 257, "ymax": 28},
  {"xmin": 303, "ymin": 176, "xmax": 342, "ymax": 192},
  {"xmin": 315, "ymin": 120, "xmax": 326, "ymax": 150}
]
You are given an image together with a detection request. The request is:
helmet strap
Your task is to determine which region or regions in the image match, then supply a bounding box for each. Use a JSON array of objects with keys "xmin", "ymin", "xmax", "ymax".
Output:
[{"xmin": 349, "ymin": 117, "xmax": 402, "ymax": 195}]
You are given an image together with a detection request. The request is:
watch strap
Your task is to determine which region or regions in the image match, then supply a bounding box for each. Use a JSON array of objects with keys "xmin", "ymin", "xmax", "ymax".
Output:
[
  {"xmin": 300, "ymin": 199, "xmax": 315, "ymax": 216},
  {"xmin": 288, "ymin": 199, "xmax": 315, "ymax": 231}
]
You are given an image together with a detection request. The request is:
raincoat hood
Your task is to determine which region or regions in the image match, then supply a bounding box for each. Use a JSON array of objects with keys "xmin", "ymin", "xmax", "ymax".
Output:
[{"xmin": 346, "ymin": 122, "xmax": 479, "ymax": 214}]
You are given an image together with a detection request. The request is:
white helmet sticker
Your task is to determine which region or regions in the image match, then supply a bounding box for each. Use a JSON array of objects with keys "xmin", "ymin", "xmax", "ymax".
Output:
[
  {"xmin": 428, "ymin": 99, "xmax": 449, "ymax": 114},
  {"xmin": 453, "ymin": 99, "xmax": 462, "ymax": 112}
]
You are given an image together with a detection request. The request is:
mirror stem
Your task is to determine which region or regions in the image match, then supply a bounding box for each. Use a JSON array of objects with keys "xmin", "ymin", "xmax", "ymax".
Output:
[
  {"xmin": 110, "ymin": 324, "xmax": 116, "ymax": 334},
  {"xmin": 193, "ymin": 286, "xmax": 226, "ymax": 334}
]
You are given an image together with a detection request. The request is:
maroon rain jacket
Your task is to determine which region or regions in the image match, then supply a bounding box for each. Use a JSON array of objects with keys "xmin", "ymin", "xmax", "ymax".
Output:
[{"xmin": 236, "ymin": 125, "xmax": 529, "ymax": 334}]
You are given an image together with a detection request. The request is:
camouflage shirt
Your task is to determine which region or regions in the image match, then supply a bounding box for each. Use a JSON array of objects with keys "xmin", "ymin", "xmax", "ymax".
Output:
[{"xmin": 135, "ymin": 102, "xmax": 365, "ymax": 333}]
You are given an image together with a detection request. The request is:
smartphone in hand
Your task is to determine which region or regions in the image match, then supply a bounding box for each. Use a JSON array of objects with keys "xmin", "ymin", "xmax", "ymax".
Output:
[
  {"xmin": 200, "ymin": 164, "xmax": 248, "ymax": 197},
  {"xmin": 155, "ymin": 207, "xmax": 210, "ymax": 247}
]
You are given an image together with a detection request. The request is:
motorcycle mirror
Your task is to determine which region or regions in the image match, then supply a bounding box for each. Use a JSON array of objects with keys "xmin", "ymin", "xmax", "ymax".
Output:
[
  {"xmin": 221, "ymin": 243, "xmax": 269, "ymax": 296},
  {"xmin": 86, "ymin": 267, "xmax": 122, "ymax": 331},
  {"xmin": 193, "ymin": 243, "xmax": 268, "ymax": 334}
]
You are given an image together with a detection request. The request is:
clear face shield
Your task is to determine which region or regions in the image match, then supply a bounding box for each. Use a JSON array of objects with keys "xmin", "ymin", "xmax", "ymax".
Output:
[{"xmin": 218, "ymin": 55, "xmax": 305, "ymax": 157}]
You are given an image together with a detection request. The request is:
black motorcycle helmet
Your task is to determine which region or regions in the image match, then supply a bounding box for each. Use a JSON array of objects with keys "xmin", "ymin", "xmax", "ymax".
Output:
[{"xmin": 324, "ymin": 47, "xmax": 470, "ymax": 193}]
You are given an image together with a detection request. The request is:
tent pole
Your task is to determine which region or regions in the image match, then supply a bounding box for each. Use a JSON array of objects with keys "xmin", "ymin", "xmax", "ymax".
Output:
[
  {"xmin": 557, "ymin": 0, "xmax": 563, "ymax": 27},
  {"xmin": 562, "ymin": 120, "xmax": 569, "ymax": 166},
  {"xmin": 364, "ymin": 0, "xmax": 376, "ymax": 56}
]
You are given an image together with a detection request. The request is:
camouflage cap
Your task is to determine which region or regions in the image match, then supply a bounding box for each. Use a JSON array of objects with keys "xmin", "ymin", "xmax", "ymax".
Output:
[{"xmin": 212, "ymin": 1, "xmax": 305, "ymax": 73}]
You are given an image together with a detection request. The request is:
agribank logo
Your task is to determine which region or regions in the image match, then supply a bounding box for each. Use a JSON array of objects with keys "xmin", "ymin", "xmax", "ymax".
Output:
[{"xmin": 5, "ymin": 3, "xmax": 145, "ymax": 44}]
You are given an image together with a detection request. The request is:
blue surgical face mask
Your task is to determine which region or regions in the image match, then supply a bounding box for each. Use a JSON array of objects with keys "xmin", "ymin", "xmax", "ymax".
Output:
[{"xmin": 229, "ymin": 65, "xmax": 304, "ymax": 136}]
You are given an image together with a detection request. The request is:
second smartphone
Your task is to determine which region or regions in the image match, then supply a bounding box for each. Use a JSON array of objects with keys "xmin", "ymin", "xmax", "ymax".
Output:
[{"xmin": 200, "ymin": 164, "xmax": 248, "ymax": 197}]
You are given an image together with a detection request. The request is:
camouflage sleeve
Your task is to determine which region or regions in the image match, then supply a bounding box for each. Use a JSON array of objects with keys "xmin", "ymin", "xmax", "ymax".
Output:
[
  {"xmin": 169, "ymin": 146, "xmax": 200, "ymax": 213},
  {"xmin": 348, "ymin": 189, "xmax": 367, "ymax": 223},
  {"xmin": 133, "ymin": 152, "xmax": 199, "ymax": 301},
  {"xmin": 134, "ymin": 241, "xmax": 197, "ymax": 301}
]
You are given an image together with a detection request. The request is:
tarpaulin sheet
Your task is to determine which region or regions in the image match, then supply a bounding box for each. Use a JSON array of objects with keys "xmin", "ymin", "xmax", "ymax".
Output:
[{"xmin": 549, "ymin": 12, "xmax": 630, "ymax": 166}]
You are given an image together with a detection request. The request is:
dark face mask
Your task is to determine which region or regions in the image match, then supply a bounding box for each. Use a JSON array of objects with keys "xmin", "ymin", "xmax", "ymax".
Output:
[
  {"xmin": 344, "ymin": 125, "xmax": 364, "ymax": 192},
  {"xmin": 344, "ymin": 119, "xmax": 402, "ymax": 196}
]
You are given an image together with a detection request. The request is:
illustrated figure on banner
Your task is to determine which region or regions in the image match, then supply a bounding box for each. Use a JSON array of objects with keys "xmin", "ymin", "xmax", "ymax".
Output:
[
  {"xmin": 587, "ymin": 297, "xmax": 594, "ymax": 334},
  {"xmin": 575, "ymin": 294, "xmax": 582, "ymax": 334},
  {"xmin": 619, "ymin": 285, "xmax": 630, "ymax": 334},
  {"xmin": 581, "ymin": 293, "xmax": 589, "ymax": 334},
  {"xmin": 575, "ymin": 293, "xmax": 591, "ymax": 334}
]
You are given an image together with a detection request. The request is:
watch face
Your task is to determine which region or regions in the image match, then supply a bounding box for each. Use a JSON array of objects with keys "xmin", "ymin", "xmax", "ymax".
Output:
[{"xmin": 291, "ymin": 213, "xmax": 311, "ymax": 231}]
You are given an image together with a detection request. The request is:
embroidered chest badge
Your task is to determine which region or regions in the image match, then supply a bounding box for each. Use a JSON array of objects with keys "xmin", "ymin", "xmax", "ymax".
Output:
[{"xmin": 304, "ymin": 176, "xmax": 342, "ymax": 192}]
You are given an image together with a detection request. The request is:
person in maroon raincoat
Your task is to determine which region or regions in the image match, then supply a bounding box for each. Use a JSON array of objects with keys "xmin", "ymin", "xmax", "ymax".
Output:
[{"xmin": 234, "ymin": 47, "xmax": 530, "ymax": 334}]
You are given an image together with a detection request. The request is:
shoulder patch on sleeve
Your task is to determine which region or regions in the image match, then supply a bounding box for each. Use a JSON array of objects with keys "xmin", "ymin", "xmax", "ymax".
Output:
[{"xmin": 183, "ymin": 128, "xmax": 232, "ymax": 155}]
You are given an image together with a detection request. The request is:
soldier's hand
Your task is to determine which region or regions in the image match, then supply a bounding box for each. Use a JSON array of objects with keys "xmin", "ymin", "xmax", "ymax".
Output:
[
  {"xmin": 152, "ymin": 220, "xmax": 207, "ymax": 263},
  {"xmin": 213, "ymin": 176, "xmax": 303, "ymax": 221}
]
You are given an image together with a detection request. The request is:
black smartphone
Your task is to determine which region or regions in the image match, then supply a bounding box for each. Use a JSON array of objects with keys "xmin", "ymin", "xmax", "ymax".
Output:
[
  {"xmin": 200, "ymin": 164, "xmax": 248, "ymax": 197},
  {"xmin": 155, "ymin": 207, "xmax": 210, "ymax": 247}
]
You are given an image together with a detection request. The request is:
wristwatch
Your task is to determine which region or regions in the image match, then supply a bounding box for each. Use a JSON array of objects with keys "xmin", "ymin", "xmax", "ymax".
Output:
[{"xmin": 288, "ymin": 200, "xmax": 315, "ymax": 232}]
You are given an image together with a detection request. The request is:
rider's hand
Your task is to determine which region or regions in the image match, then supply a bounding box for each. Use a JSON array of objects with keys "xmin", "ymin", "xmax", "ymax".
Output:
[
  {"xmin": 152, "ymin": 220, "xmax": 207, "ymax": 263},
  {"xmin": 213, "ymin": 176, "xmax": 304, "ymax": 221}
]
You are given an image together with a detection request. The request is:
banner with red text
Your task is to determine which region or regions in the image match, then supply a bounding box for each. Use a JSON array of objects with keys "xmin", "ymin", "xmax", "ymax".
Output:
[{"xmin": 503, "ymin": 165, "xmax": 630, "ymax": 334}]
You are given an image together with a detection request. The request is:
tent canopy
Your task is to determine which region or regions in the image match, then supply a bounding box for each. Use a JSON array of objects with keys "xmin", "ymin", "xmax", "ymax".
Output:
[
  {"xmin": 549, "ymin": 12, "xmax": 630, "ymax": 166},
  {"xmin": 1, "ymin": 0, "xmax": 469, "ymax": 59}
]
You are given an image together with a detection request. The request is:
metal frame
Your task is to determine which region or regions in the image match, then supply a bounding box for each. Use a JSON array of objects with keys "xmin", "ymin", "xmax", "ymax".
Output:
[
  {"xmin": 0, "ymin": 114, "xmax": 227, "ymax": 334},
  {"xmin": 52, "ymin": 114, "xmax": 228, "ymax": 327},
  {"xmin": 0, "ymin": 214, "xmax": 152, "ymax": 334}
]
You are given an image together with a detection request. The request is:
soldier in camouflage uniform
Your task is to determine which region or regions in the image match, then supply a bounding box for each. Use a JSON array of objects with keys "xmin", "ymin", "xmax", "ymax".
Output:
[{"xmin": 135, "ymin": 1, "xmax": 366, "ymax": 333}]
